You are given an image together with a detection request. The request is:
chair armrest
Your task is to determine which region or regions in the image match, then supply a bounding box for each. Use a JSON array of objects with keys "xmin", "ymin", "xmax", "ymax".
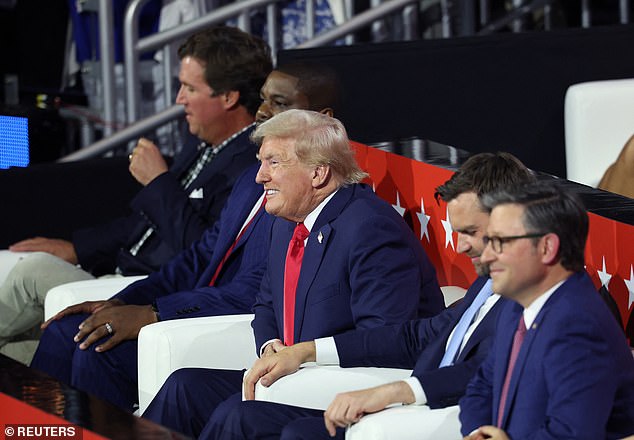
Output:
[
  {"xmin": 346, "ymin": 404, "xmax": 461, "ymax": 440},
  {"xmin": 254, "ymin": 364, "xmax": 412, "ymax": 410},
  {"xmin": 137, "ymin": 314, "xmax": 256, "ymax": 413},
  {"xmin": 43, "ymin": 276, "xmax": 146, "ymax": 320}
]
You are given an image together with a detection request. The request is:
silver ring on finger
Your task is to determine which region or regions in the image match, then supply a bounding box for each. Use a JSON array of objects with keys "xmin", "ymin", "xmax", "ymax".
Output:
[{"xmin": 104, "ymin": 322, "xmax": 114, "ymax": 335}]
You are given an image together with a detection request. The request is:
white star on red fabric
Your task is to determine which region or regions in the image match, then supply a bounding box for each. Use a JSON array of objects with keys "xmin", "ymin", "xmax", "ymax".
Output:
[
  {"xmin": 441, "ymin": 207, "xmax": 454, "ymax": 250},
  {"xmin": 597, "ymin": 256, "xmax": 612, "ymax": 288},
  {"xmin": 416, "ymin": 197, "xmax": 431, "ymax": 242},
  {"xmin": 392, "ymin": 191, "xmax": 405, "ymax": 217},
  {"xmin": 624, "ymin": 264, "xmax": 634, "ymax": 309}
]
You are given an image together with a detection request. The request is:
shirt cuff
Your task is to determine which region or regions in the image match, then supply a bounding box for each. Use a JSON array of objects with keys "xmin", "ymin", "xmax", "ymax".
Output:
[
  {"xmin": 259, "ymin": 338, "xmax": 282, "ymax": 357},
  {"xmin": 315, "ymin": 337, "xmax": 340, "ymax": 365},
  {"xmin": 402, "ymin": 377, "xmax": 427, "ymax": 405}
]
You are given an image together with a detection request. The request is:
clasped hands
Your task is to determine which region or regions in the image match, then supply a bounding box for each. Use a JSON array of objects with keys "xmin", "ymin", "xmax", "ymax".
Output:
[{"xmin": 42, "ymin": 299, "xmax": 158, "ymax": 353}]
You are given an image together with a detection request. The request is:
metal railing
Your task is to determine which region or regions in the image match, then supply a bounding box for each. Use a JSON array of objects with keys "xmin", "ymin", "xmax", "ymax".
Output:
[{"xmin": 58, "ymin": 0, "xmax": 631, "ymax": 162}]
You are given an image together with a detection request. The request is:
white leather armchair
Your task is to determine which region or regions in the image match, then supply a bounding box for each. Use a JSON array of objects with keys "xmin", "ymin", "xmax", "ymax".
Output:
[
  {"xmin": 564, "ymin": 78, "xmax": 634, "ymax": 187},
  {"xmin": 346, "ymin": 404, "xmax": 461, "ymax": 440},
  {"xmin": 43, "ymin": 276, "xmax": 146, "ymax": 320},
  {"xmin": 137, "ymin": 314, "xmax": 257, "ymax": 413},
  {"xmin": 253, "ymin": 364, "xmax": 412, "ymax": 410}
]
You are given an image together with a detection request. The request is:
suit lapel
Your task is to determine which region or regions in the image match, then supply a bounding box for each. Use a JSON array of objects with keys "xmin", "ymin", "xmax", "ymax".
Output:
[
  {"xmin": 292, "ymin": 185, "xmax": 356, "ymax": 342},
  {"xmin": 493, "ymin": 303, "xmax": 523, "ymax": 425},
  {"xmin": 188, "ymin": 127, "xmax": 256, "ymax": 190}
]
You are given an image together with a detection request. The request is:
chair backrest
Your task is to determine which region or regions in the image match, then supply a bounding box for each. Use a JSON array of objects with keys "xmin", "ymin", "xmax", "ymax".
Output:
[{"xmin": 564, "ymin": 78, "xmax": 634, "ymax": 187}]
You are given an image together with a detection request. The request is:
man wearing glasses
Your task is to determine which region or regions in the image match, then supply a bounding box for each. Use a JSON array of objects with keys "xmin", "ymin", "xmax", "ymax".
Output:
[{"xmin": 460, "ymin": 182, "xmax": 634, "ymax": 440}]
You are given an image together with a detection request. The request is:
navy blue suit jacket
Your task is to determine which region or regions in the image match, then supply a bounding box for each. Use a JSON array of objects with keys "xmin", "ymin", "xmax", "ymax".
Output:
[
  {"xmin": 73, "ymin": 127, "xmax": 258, "ymax": 276},
  {"xmin": 251, "ymin": 183, "xmax": 444, "ymax": 351},
  {"xmin": 112, "ymin": 163, "xmax": 274, "ymax": 320},
  {"xmin": 460, "ymin": 271, "xmax": 634, "ymax": 439},
  {"xmin": 334, "ymin": 276, "xmax": 506, "ymax": 408}
]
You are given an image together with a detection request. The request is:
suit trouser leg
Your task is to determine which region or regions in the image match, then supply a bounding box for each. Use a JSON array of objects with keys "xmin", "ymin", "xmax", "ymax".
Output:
[
  {"xmin": 0, "ymin": 252, "xmax": 93, "ymax": 349},
  {"xmin": 70, "ymin": 338, "xmax": 138, "ymax": 412},
  {"xmin": 31, "ymin": 313, "xmax": 138, "ymax": 412},
  {"xmin": 31, "ymin": 314, "xmax": 86, "ymax": 383},
  {"xmin": 203, "ymin": 399, "xmax": 340, "ymax": 440},
  {"xmin": 143, "ymin": 368, "xmax": 244, "ymax": 439}
]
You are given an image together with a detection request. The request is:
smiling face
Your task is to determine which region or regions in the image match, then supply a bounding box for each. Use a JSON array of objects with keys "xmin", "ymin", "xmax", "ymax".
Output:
[
  {"xmin": 481, "ymin": 203, "xmax": 546, "ymax": 304},
  {"xmin": 447, "ymin": 192, "xmax": 491, "ymax": 276},
  {"xmin": 175, "ymin": 56, "xmax": 227, "ymax": 144},
  {"xmin": 255, "ymin": 136, "xmax": 320, "ymax": 223},
  {"xmin": 256, "ymin": 71, "xmax": 311, "ymax": 124}
]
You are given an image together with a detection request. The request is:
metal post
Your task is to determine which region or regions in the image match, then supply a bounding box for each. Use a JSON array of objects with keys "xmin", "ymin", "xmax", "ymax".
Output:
[
  {"xmin": 98, "ymin": 0, "xmax": 116, "ymax": 136},
  {"xmin": 267, "ymin": 3, "xmax": 279, "ymax": 63},
  {"xmin": 581, "ymin": 0, "xmax": 591, "ymax": 27},
  {"xmin": 620, "ymin": 0, "xmax": 630, "ymax": 24},
  {"xmin": 124, "ymin": 0, "xmax": 152, "ymax": 125},
  {"xmin": 402, "ymin": 4, "xmax": 419, "ymax": 40},
  {"xmin": 306, "ymin": 0, "xmax": 316, "ymax": 39}
]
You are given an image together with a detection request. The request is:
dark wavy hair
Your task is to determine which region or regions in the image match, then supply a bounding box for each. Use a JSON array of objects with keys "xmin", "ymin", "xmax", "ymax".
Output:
[
  {"xmin": 481, "ymin": 181, "xmax": 588, "ymax": 273},
  {"xmin": 178, "ymin": 25, "xmax": 272, "ymax": 115}
]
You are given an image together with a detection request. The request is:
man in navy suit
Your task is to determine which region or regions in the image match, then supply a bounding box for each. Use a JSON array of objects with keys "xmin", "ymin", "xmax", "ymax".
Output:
[
  {"xmin": 460, "ymin": 182, "xmax": 634, "ymax": 440},
  {"xmin": 28, "ymin": 62, "xmax": 350, "ymax": 411},
  {"xmin": 0, "ymin": 26, "xmax": 272, "ymax": 364},
  {"xmin": 202, "ymin": 152, "xmax": 536, "ymax": 439},
  {"xmin": 142, "ymin": 109, "xmax": 444, "ymax": 437}
]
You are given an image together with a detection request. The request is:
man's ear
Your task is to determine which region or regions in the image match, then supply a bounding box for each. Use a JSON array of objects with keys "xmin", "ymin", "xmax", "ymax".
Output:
[
  {"xmin": 222, "ymin": 90, "xmax": 240, "ymax": 109},
  {"xmin": 541, "ymin": 233, "xmax": 560, "ymax": 265},
  {"xmin": 319, "ymin": 108, "xmax": 334, "ymax": 117},
  {"xmin": 312, "ymin": 164, "xmax": 331, "ymax": 188}
]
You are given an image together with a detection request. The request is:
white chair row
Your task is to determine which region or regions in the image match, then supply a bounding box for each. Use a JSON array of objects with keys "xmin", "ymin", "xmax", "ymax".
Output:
[{"xmin": 42, "ymin": 277, "xmax": 465, "ymax": 438}]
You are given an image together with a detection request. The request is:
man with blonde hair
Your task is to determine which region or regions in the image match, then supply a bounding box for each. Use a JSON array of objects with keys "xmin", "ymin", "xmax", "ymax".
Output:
[{"xmin": 143, "ymin": 109, "xmax": 444, "ymax": 438}]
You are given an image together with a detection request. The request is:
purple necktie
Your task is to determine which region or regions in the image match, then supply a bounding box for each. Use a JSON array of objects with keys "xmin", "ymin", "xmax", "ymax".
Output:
[{"xmin": 497, "ymin": 315, "xmax": 527, "ymax": 427}]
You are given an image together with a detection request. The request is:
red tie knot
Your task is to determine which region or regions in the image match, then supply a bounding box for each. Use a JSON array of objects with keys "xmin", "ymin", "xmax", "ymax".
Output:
[{"xmin": 293, "ymin": 223, "xmax": 310, "ymax": 242}]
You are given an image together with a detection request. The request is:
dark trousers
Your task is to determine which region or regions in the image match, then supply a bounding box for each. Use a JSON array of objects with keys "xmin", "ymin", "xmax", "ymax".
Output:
[
  {"xmin": 202, "ymin": 399, "xmax": 345, "ymax": 440},
  {"xmin": 30, "ymin": 313, "xmax": 139, "ymax": 412}
]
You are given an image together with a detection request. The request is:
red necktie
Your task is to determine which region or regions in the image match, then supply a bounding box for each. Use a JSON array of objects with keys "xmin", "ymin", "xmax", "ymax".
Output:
[
  {"xmin": 209, "ymin": 196, "xmax": 266, "ymax": 286},
  {"xmin": 497, "ymin": 315, "xmax": 527, "ymax": 427},
  {"xmin": 283, "ymin": 223, "xmax": 310, "ymax": 346}
]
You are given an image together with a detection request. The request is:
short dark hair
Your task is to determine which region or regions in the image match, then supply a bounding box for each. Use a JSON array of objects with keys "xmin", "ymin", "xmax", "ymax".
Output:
[
  {"xmin": 178, "ymin": 25, "xmax": 272, "ymax": 115},
  {"xmin": 276, "ymin": 61, "xmax": 341, "ymax": 112},
  {"xmin": 435, "ymin": 152, "xmax": 535, "ymax": 204},
  {"xmin": 481, "ymin": 181, "xmax": 588, "ymax": 273}
]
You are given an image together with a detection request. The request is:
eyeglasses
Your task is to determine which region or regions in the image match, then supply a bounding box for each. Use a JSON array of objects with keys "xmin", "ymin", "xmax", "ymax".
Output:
[{"xmin": 482, "ymin": 233, "xmax": 546, "ymax": 254}]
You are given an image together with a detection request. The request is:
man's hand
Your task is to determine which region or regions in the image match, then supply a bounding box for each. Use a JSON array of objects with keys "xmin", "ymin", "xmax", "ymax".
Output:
[
  {"xmin": 42, "ymin": 299, "xmax": 123, "ymax": 330},
  {"xmin": 464, "ymin": 426, "xmax": 510, "ymax": 440},
  {"xmin": 9, "ymin": 237, "xmax": 78, "ymax": 264},
  {"xmin": 129, "ymin": 137, "xmax": 169, "ymax": 186},
  {"xmin": 323, "ymin": 381, "xmax": 415, "ymax": 437},
  {"xmin": 74, "ymin": 303, "xmax": 158, "ymax": 352},
  {"xmin": 261, "ymin": 339, "xmax": 286, "ymax": 357},
  {"xmin": 243, "ymin": 341, "xmax": 316, "ymax": 400}
]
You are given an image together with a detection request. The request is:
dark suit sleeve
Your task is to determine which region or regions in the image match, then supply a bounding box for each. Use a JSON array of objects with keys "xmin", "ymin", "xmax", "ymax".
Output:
[
  {"xmin": 348, "ymin": 214, "xmax": 438, "ymax": 327},
  {"xmin": 416, "ymin": 334, "xmax": 495, "ymax": 409},
  {"xmin": 334, "ymin": 309, "xmax": 458, "ymax": 369},
  {"xmin": 251, "ymin": 267, "xmax": 279, "ymax": 352},
  {"xmin": 129, "ymin": 170, "xmax": 220, "ymax": 252},
  {"xmin": 112, "ymin": 217, "xmax": 222, "ymax": 306},
  {"xmin": 73, "ymin": 215, "xmax": 137, "ymax": 274},
  {"xmin": 459, "ymin": 342, "xmax": 496, "ymax": 435}
]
